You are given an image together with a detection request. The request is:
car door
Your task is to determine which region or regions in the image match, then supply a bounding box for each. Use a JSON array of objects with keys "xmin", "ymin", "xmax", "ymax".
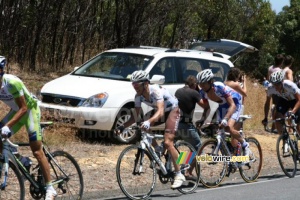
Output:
[{"xmin": 188, "ymin": 39, "xmax": 258, "ymax": 59}]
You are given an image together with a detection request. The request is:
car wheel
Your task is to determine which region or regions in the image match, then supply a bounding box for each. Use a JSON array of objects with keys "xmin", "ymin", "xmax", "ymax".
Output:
[{"xmin": 112, "ymin": 107, "xmax": 139, "ymax": 144}]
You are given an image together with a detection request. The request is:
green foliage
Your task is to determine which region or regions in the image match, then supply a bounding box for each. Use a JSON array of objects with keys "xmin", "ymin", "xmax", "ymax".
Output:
[{"xmin": 0, "ymin": 0, "xmax": 296, "ymax": 81}]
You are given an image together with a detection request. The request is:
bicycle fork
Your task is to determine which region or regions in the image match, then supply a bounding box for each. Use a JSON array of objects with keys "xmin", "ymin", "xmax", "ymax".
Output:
[{"xmin": 0, "ymin": 145, "xmax": 10, "ymax": 190}]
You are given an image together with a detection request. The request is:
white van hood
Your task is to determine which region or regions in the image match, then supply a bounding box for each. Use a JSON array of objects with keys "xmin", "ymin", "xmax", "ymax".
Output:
[{"xmin": 41, "ymin": 74, "xmax": 131, "ymax": 98}]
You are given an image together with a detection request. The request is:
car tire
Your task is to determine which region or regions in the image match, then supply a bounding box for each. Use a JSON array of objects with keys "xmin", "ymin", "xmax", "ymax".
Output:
[{"xmin": 111, "ymin": 107, "xmax": 140, "ymax": 144}]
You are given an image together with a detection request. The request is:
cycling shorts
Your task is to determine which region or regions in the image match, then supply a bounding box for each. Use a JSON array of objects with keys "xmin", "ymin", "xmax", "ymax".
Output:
[
  {"xmin": 217, "ymin": 93, "xmax": 242, "ymax": 121},
  {"xmin": 0, "ymin": 105, "xmax": 42, "ymax": 141},
  {"xmin": 276, "ymin": 98, "xmax": 300, "ymax": 123}
]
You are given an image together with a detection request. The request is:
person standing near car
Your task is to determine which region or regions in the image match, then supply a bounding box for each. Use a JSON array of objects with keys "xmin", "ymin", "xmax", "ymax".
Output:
[
  {"xmin": 282, "ymin": 55, "xmax": 294, "ymax": 81},
  {"xmin": 0, "ymin": 56, "xmax": 57, "ymax": 199},
  {"xmin": 175, "ymin": 75, "xmax": 209, "ymax": 177},
  {"xmin": 115, "ymin": 70, "xmax": 185, "ymax": 189},
  {"xmin": 175, "ymin": 75, "xmax": 209, "ymax": 151},
  {"xmin": 266, "ymin": 54, "xmax": 285, "ymax": 133},
  {"xmin": 224, "ymin": 68, "xmax": 247, "ymax": 151}
]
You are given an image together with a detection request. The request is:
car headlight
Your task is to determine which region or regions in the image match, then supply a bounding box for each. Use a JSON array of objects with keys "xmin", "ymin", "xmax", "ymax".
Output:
[{"xmin": 81, "ymin": 92, "xmax": 108, "ymax": 107}]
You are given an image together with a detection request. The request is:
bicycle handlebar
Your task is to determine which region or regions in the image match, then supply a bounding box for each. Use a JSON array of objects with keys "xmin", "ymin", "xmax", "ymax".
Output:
[
  {"xmin": 127, "ymin": 126, "xmax": 164, "ymax": 139},
  {"xmin": 2, "ymin": 137, "xmax": 19, "ymax": 148}
]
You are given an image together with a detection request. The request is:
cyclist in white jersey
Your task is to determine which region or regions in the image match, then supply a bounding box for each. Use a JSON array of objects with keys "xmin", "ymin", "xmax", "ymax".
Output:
[
  {"xmin": 0, "ymin": 56, "xmax": 57, "ymax": 199},
  {"xmin": 115, "ymin": 70, "xmax": 185, "ymax": 189},
  {"xmin": 262, "ymin": 70, "xmax": 300, "ymax": 135}
]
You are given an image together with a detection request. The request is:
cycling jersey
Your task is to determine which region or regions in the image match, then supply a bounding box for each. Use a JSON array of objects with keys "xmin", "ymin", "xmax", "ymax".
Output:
[
  {"xmin": 199, "ymin": 82, "xmax": 242, "ymax": 121},
  {"xmin": 0, "ymin": 74, "xmax": 37, "ymax": 110},
  {"xmin": 199, "ymin": 82, "xmax": 242, "ymax": 105},
  {"xmin": 0, "ymin": 74, "xmax": 41, "ymax": 141},
  {"xmin": 134, "ymin": 84, "xmax": 178, "ymax": 112},
  {"xmin": 267, "ymin": 80, "xmax": 300, "ymax": 100}
]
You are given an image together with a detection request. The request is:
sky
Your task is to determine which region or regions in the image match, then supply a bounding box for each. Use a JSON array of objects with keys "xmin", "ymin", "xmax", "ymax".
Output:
[{"xmin": 269, "ymin": 0, "xmax": 290, "ymax": 13}]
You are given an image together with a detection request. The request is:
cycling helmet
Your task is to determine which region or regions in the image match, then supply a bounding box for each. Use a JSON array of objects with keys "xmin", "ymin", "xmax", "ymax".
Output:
[
  {"xmin": 196, "ymin": 69, "xmax": 214, "ymax": 83},
  {"xmin": 130, "ymin": 70, "xmax": 150, "ymax": 82},
  {"xmin": 0, "ymin": 56, "xmax": 6, "ymax": 69},
  {"xmin": 269, "ymin": 70, "xmax": 284, "ymax": 84}
]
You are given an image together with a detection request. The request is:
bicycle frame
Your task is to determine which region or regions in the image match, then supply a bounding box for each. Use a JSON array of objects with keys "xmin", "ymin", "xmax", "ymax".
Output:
[
  {"xmin": 0, "ymin": 126, "xmax": 70, "ymax": 192},
  {"xmin": 133, "ymin": 129, "xmax": 167, "ymax": 175}
]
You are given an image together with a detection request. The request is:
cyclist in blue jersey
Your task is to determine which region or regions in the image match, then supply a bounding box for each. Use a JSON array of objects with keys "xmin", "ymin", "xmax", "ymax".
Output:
[
  {"xmin": 116, "ymin": 70, "xmax": 185, "ymax": 189},
  {"xmin": 196, "ymin": 69, "xmax": 250, "ymax": 156},
  {"xmin": 0, "ymin": 56, "xmax": 57, "ymax": 199}
]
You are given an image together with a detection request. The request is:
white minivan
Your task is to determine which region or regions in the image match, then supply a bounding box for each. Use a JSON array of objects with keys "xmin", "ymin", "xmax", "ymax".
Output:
[{"xmin": 39, "ymin": 39, "xmax": 257, "ymax": 143}]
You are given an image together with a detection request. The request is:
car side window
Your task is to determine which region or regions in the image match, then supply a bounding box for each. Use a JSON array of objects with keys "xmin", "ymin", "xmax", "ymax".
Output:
[
  {"xmin": 207, "ymin": 61, "xmax": 230, "ymax": 82},
  {"xmin": 150, "ymin": 58, "xmax": 176, "ymax": 84},
  {"xmin": 179, "ymin": 58, "xmax": 203, "ymax": 81}
]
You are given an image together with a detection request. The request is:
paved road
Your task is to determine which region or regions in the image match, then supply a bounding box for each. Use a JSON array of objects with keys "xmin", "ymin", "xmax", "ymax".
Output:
[{"xmin": 96, "ymin": 168, "xmax": 300, "ymax": 200}]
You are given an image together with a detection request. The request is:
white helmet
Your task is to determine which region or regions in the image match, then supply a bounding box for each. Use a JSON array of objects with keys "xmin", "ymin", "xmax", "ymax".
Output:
[
  {"xmin": 269, "ymin": 70, "xmax": 284, "ymax": 84},
  {"xmin": 130, "ymin": 70, "xmax": 150, "ymax": 82},
  {"xmin": 197, "ymin": 69, "xmax": 214, "ymax": 83},
  {"xmin": 0, "ymin": 56, "xmax": 6, "ymax": 68}
]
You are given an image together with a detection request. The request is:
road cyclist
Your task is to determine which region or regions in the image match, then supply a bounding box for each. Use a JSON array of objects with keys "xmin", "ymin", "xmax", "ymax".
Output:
[
  {"xmin": 196, "ymin": 69, "xmax": 250, "ymax": 157},
  {"xmin": 0, "ymin": 56, "xmax": 57, "ymax": 200},
  {"xmin": 115, "ymin": 70, "xmax": 186, "ymax": 189}
]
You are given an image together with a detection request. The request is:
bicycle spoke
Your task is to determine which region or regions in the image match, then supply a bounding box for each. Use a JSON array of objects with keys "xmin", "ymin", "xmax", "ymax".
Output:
[
  {"xmin": 276, "ymin": 135, "xmax": 297, "ymax": 178},
  {"xmin": 174, "ymin": 141, "xmax": 200, "ymax": 194},
  {"xmin": 198, "ymin": 139, "xmax": 227, "ymax": 188},
  {"xmin": 116, "ymin": 145, "xmax": 156, "ymax": 200},
  {"xmin": 49, "ymin": 151, "xmax": 84, "ymax": 199},
  {"xmin": 239, "ymin": 137, "xmax": 263, "ymax": 182}
]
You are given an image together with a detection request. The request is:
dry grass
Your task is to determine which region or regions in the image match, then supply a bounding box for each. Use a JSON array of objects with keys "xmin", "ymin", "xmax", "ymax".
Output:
[{"xmin": 243, "ymin": 79, "xmax": 266, "ymax": 131}]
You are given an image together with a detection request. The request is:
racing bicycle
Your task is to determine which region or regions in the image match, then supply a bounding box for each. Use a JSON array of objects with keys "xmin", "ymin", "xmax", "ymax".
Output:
[
  {"xmin": 197, "ymin": 115, "xmax": 263, "ymax": 188},
  {"xmin": 116, "ymin": 125, "xmax": 200, "ymax": 200},
  {"xmin": 273, "ymin": 117, "xmax": 300, "ymax": 178},
  {"xmin": 0, "ymin": 121, "xmax": 84, "ymax": 199}
]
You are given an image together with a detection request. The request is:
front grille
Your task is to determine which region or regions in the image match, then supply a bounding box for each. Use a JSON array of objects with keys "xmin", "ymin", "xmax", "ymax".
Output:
[{"xmin": 42, "ymin": 94, "xmax": 84, "ymax": 107}]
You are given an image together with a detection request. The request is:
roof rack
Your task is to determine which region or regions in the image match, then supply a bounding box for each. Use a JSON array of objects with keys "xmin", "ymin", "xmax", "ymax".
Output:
[{"xmin": 135, "ymin": 45, "xmax": 169, "ymax": 50}]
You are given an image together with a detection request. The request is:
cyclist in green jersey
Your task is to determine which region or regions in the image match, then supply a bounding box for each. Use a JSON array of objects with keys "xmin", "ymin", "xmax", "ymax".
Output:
[{"xmin": 0, "ymin": 56, "xmax": 57, "ymax": 200}]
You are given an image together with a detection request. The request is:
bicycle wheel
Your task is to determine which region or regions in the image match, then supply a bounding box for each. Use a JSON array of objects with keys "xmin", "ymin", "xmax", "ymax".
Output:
[
  {"xmin": 0, "ymin": 160, "xmax": 25, "ymax": 200},
  {"xmin": 174, "ymin": 140, "xmax": 200, "ymax": 194},
  {"xmin": 197, "ymin": 139, "xmax": 227, "ymax": 188},
  {"xmin": 116, "ymin": 145, "xmax": 156, "ymax": 200},
  {"xmin": 239, "ymin": 137, "xmax": 263, "ymax": 182},
  {"xmin": 48, "ymin": 150, "xmax": 84, "ymax": 199},
  {"xmin": 276, "ymin": 134, "xmax": 297, "ymax": 178}
]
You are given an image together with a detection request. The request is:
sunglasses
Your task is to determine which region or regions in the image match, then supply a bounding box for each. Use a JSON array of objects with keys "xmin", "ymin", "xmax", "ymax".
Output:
[
  {"xmin": 273, "ymin": 82, "xmax": 282, "ymax": 86},
  {"xmin": 132, "ymin": 82, "xmax": 144, "ymax": 87}
]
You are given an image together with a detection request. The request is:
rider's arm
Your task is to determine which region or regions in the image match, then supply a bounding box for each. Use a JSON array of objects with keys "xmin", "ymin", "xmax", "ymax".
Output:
[
  {"xmin": 264, "ymin": 95, "xmax": 271, "ymax": 120},
  {"xmin": 224, "ymin": 96, "xmax": 236, "ymax": 120},
  {"xmin": 286, "ymin": 69, "xmax": 293, "ymax": 82},
  {"xmin": 148, "ymin": 101, "xmax": 164, "ymax": 124},
  {"xmin": 123, "ymin": 107, "xmax": 141, "ymax": 128},
  {"xmin": 6, "ymin": 95, "xmax": 28, "ymax": 128},
  {"xmin": 291, "ymin": 93, "xmax": 300, "ymax": 114}
]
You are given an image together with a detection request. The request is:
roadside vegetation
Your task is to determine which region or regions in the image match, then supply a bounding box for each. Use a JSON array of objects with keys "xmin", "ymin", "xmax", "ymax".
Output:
[{"xmin": 0, "ymin": 0, "xmax": 299, "ymax": 80}]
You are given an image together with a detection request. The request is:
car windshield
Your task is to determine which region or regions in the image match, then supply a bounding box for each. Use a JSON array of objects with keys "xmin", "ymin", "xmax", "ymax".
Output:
[{"xmin": 72, "ymin": 52, "xmax": 153, "ymax": 80}]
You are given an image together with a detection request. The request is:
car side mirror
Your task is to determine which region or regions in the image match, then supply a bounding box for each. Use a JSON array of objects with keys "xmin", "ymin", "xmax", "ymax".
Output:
[{"xmin": 150, "ymin": 75, "xmax": 165, "ymax": 84}]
